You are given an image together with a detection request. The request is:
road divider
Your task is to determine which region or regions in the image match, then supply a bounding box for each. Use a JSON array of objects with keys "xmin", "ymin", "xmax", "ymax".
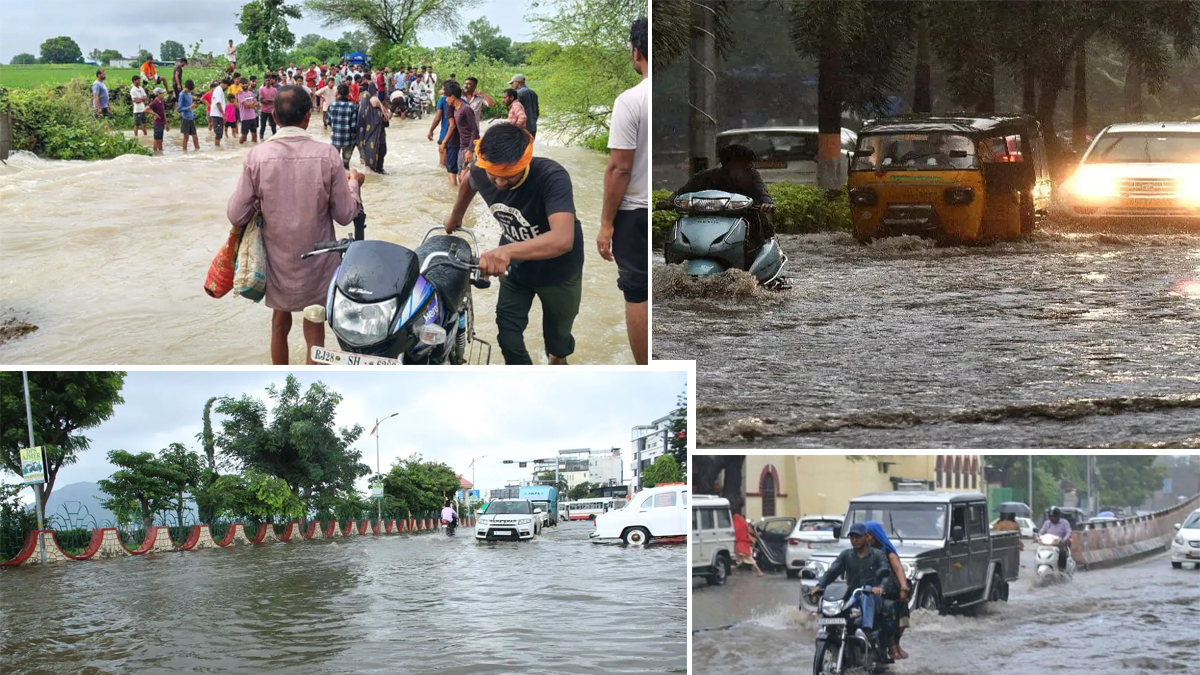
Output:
[{"xmin": 1071, "ymin": 493, "xmax": 1200, "ymax": 570}]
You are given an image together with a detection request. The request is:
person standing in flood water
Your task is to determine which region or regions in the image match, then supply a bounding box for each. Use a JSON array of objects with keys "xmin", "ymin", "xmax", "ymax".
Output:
[
  {"xmin": 443, "ymin": 122, "xmax": 584, "ymax": 365},
  {"xmin": 177, "ymin": 79, "xmax": 200, "ymax": 153},
  {"xmin": 226, "ymin": 86, "xmax": 365, "ymax": 365},
  {"xmin": 598, "ymin": 17, "xmax": 649, "ymax": 365}
]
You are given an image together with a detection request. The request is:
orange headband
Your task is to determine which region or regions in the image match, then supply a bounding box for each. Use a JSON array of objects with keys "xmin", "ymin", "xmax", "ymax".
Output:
[{"xmin": 474, "ymin": 130, "xmax": 534, "ymax": 177}]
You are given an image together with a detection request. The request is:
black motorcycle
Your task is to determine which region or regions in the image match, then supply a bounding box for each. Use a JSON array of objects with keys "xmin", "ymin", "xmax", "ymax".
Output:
[
  {"xmin": 444, "ymin": 519, "xmax": 457, "ymax": 536},
  {"xmin": 303, "ymin": 221, "xmax": 493, "ymax": 365},
  {"xmin": 810, "ymin": 582, "xmax": 888, "ymax": 675}
]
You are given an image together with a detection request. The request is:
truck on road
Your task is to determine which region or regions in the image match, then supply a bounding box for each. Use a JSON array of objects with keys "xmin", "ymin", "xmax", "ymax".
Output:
[
  {"xmin": 800, "ymin": 491, "xmax": 1020, "ymax": 614},
  {"xmin": 519, "ymin": 485, "xmax": 559, "ymax": 527}
]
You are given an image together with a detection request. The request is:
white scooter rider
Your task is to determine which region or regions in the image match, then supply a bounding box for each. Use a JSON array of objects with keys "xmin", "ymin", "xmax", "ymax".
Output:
[{"xmin": 1038, "ymin": 507, "xmax": 1073, "ymax": 571}]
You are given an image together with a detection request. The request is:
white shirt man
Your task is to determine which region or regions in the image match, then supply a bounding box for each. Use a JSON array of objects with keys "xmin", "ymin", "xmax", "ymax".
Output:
[
  {"xmin": 609, "ymin": 76, "xmax": 648, "ymax": 210},
  {"xmin": 129, "ymin": 82, "xmax": 147, "ymax": 114},
  {"xmin": 226, "ymin": 42, "xmax": 237, "ymax": 65}
]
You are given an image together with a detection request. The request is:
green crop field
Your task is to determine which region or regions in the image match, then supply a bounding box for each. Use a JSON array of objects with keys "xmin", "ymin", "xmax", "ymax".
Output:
[{"xmin": 0, "ymin": 64, "xmax": 226, "ymax": 89}]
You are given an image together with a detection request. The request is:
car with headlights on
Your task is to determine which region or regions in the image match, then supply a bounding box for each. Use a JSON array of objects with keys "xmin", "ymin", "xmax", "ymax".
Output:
[
  {"xmin": 1170, "ymin": 508, "xmax": 1200, "ymax": 569},
  {"xmin": 475, "ymin": 499, "xmax": 539, "ymax": 541},
  {"xmin": 1062, "ymin": 122, "xmax": 1200, "ymax": 224},
  {"xmin": 784, "ymin": 514, "xmax": 845, "ymax": 578}
]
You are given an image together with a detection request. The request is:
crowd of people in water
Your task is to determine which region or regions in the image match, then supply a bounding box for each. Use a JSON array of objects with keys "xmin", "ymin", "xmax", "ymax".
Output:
[{"xmin": 199, "ymin": 19, "xmax": 648, "ymax": 367}]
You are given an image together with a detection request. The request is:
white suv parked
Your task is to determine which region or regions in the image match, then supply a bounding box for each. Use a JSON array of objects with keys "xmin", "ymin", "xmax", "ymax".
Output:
[
  {"xmin": 1171, "ymin": 508, "xmax": 1200, "ymax": 569},
  {"xmin": 691, "ymin": 495, "xmax": 736, "ymax": 586},
  {"xmin": 476, "ymin": 499, "xmax": 539, "ymax": 541}
]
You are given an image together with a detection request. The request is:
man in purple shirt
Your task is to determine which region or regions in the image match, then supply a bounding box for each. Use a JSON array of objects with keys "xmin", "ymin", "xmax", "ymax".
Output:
[{"xmin": 1038, "ymin": 507, "xmax": 1073, "ymax": 570}]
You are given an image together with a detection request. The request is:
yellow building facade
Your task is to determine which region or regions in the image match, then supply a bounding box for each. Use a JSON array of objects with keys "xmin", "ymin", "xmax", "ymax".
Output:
[{"xmin": 743, "ymin": 455, "xmax": 986, "ymax": 521}]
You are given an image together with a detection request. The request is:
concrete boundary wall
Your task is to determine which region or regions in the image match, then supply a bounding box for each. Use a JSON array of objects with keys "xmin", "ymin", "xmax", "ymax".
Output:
[
  {"xmin": 3, "ymin": 518, "xmax": 452, "ymax": 567},
  {"xmin": 1071, "ymin": 492, "xmax": 1200, "ymax": 570}
]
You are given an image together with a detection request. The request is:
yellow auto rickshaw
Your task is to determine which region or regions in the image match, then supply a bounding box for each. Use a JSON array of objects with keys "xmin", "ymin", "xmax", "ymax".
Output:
[{"xmin": 848, "ymin": 114, "xmax": 1052, "ymax": 243}]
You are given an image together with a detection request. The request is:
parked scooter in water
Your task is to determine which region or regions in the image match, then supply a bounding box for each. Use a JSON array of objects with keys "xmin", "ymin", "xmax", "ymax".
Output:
[
  {"xmin": 1035, "ymin": 533, "xmax": 1076, "ymax": 583},
  {"xmin": 658, "ymin": 189, "xmax": 788, "ymax": 287},
  {"xmin": 302, "ymin": 210, "xmax": 494, "ymax": 365}
]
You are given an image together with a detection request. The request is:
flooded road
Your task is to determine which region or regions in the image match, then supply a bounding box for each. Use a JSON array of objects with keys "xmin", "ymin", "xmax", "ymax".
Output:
[
  {"xmin": 654, "ymin": 229, "xmax": 1200, "ymax": 447},
  {"xmin": 0, "ymin": 119, "xmax": 632, "ymax": 364},
  {"xmin": 0, "ymin": 522, "xmax": 684, "ymax": 674},
  {"xmin": 692, "ymin": 548, "xmax": 1199, "ymax": 675}
]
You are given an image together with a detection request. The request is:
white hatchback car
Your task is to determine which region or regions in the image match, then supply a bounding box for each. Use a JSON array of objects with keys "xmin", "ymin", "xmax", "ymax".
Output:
[
  {"xmin": 475, "ymin": 499, "xmax": 539, "ymax": 541},
  {"xmin": 784, "ymin": 514, "xmax": 844, "ymax": 578},
  {"xmin": 1170, "ymin": 508, "xmax": 1200, "ymax": 569}
]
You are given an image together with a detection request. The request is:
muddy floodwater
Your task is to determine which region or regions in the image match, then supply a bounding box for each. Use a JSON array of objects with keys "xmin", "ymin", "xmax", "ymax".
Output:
[
  {"xmin": 0, "ymin": 120, "xmax": 632, "ymax": 365},
  {"xmin": 654, "ymin": 228, "xmax": 1200, "ymax": 447},
  {"xmin": 0, "ymin": 523, "xmax": 684, "ymax": 674},
  {"xmin": 692, "ymin": 549, "xmax": 1199, "ymax": 675}
]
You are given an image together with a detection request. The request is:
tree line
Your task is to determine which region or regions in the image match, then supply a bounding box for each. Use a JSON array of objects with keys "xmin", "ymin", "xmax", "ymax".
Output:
[
  {"xmin": 0, "ymin": 372, "xmax": 466, "ymax": 538},
  {"xmin": 657, "ymin": 0, "xmax": 1200, "ymax": 186}
]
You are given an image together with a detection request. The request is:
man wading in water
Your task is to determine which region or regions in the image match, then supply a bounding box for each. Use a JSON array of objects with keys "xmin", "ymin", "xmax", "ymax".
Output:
[
  {"xmin": 226, "ymin": 86, "xmax": 365, "ymax": 364},
  {"xmin": 442, "ymin": 123, "xmax": 584, "ymax": 365}
]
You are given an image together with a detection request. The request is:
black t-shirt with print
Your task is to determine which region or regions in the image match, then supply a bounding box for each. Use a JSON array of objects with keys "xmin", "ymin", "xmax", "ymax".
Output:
[{"xmin": 469, "ymin": 157, "xmax": 584, "ymax": 286}]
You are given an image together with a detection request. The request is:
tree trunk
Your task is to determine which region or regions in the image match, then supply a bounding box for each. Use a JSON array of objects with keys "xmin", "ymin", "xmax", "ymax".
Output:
[
  {"xmin": 1123, "ymin": 61, "xmax": 1143, "ymax": 121},
  {"xmin": 816, "ymin": 42, "xmax": 844, "ymax": 190},
  {"xmin": 1021, "ymin": 61, "xmax": 1036, "ymax": 115},
  {"xmin": 912, "ymin": 10, "xmax": 932, "ymax": 114},
  {"xmin": 177, "ymin": 490, "xmax": 185, "ymax": 529},
  {"xmin": 693, "ymin": 455, "xmax": 746, "ymax": 515},
  {"xmin": 976, "ymin": 58, "xmax": 996, "ymax": 115},
  {"xmin": 688, "ymin": 0, "xmax": 717, "ymax": 176},
  {"xmin": 140, "ymin": 497, "xmax": 152, "ymax": 537},
  {"xmin": 1072, "ymin": 44, "xmax": 1088, "ymax": 153}
]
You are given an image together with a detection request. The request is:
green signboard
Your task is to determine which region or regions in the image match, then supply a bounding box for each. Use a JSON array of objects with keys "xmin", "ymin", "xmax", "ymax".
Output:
[
  {"xmin": 21, "ymin": 446, "xmax": 46, "ymax": 485},
  {"xmin": 370, "ymin": 482, "xmax": 384, "ymax": 499}
]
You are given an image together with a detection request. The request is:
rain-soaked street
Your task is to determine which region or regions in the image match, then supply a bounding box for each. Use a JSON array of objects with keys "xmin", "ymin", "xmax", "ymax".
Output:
[
  {"xmin": 654, "ymin": 228, "xmax": 1200, "ymax": 448},
  {"xmin": 692, "ymin": 547, "xmax": 1199, "ymax": 675}
]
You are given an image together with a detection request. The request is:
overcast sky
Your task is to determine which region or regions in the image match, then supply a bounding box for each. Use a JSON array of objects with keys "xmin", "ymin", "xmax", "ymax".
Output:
[
  {"xmin": 5, "ymin": 369, "xmax": 686, "ymax": 503},
  {"xmin": 0, "ymin": 0, "xmax": 533, "ymax": 63}
]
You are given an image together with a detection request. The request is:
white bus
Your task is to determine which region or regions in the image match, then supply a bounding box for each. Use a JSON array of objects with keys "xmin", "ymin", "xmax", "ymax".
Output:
[{"xmin": 562, "ymin": 497, "xmax": 628, "ymax": 520}]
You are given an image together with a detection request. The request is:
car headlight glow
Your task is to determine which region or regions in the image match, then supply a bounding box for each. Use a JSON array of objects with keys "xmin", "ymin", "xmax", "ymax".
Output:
[
  {"xmin": 1181, "ymin": 169, "xmax": 1200, "ymax": 206},
  {"xmin": 1067, "ymin": 167, "xmax": 1118, "ymax": 200},
  {"xmin": 332, "ymin": 292, "xmax": 397, "ymax": 347},
  {"xmin": 519, "ymin": 518, "xmax": 532, "ymax": 524}
]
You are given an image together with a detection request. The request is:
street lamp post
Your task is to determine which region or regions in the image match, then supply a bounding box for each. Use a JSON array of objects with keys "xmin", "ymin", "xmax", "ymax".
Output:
[
  {"xmin": 22, "ymin": 372, "xmax": 45, "ymax": 564},
  {"xmin": 371, "ymin": 412, "xmax": 400, "ymax": 526}
]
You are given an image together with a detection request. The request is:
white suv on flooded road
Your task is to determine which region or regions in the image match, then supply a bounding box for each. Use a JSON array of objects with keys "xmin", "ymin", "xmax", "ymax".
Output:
[
  {"xmin": 476, "ymin": 499, "xmax": 539, "ymax": 541},
  {"xmin": 1063, "ymin": 122, "xmax": 1200, "ymax": 222}
]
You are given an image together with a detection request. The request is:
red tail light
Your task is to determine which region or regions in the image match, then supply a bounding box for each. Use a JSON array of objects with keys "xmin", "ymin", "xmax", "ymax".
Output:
[{"xmin": 788, "ymin": 538, "xmax": 800, "ymax": 546}]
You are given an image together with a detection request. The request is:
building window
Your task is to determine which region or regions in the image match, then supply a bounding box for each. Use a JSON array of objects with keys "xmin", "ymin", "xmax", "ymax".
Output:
[
  {"xmin": 936, "ymin": 456, "xmax": 943, "ymax": 488},
  {"xmin": 760, "ymin": 465, "xmax": 777, "ymax": 517}
]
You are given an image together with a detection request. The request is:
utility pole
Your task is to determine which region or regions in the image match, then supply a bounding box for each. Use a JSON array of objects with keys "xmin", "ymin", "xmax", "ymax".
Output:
[
  {"xmin": 22, "ymin": 372, "xmax": 45, "ymax": 564},
  {"xmin": 371, "ymin": 413, "xmax": 399, "ymax": 526},
  {"xmin": 1028, "ymin": 456, "xmax": 1033, "ymax": 516},
  {"xmin": 688, "ymin": 0, "xmax": 717, "ymax": 176}
]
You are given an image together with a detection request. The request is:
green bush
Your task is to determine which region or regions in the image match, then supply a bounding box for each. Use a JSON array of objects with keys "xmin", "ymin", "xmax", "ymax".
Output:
[
  {"xmin": 581, "ymin": 130, "xmax": 610, "ymax": 154},
  {"xmin": 0, "ymin": 84, "xmax": 150, "ymax": 159},
  {"xmin": 768, "ymin": 182, "xmax": 852, "ymax": 234},
  {"xmin": 651, "ymin": 183, "xmax": 851, "ymax": 248}
]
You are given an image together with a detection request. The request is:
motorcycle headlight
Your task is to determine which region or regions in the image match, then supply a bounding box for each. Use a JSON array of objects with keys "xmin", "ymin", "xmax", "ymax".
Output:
[
  {"xmin": 1176, "ymin": 535, "xmax": 1186, "ymax": 546},
  {"xmin": 673, "ymin": 197, "xmax": 691, "ymax": 209},
  {"xmin": 692, "ymin": 198, "xmax": 728, "ymax": 212},
  {"xmin": 332, "ymin": 292, "xmax": 398, "ymax": 347},
  {"xmin": 726, "ymin": 198, "xmax": 752, "ymax": 210},
  {"xmin": 820, "ymin": 598, "xmax": 844, "ymax": 615}
]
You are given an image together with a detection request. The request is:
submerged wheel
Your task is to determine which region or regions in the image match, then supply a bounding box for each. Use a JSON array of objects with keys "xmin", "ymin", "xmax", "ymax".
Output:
[
  {"xmin": 623, "ymin": 527, "xmax": 650, "ymax": 546},
  {"xmin": 707, "ymin": 553, "xmax": 729, "ymax": 586},
  {"xmin": 813, "ymin": 639, "xmax": 834, "ymax": 675},
  {"xmin": 988, "ymin": 570, "xmax": 1004, "ymax": 602},
  {"xmin": 917, "ymin": 579, "xmax": 943, "ymax": 614},
  {"xmin": 1172, "ymin": 561, "xmax": 1183, "ymax": 569}
]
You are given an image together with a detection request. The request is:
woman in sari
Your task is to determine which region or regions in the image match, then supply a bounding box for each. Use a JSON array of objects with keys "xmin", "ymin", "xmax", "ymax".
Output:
[
  {"xmin": 357, "ymin": 93, "xmax": 391, "ymax": 173},
  {"xmin": 865, "ymin": 520, "xmax": 910, "ymax": 661}
]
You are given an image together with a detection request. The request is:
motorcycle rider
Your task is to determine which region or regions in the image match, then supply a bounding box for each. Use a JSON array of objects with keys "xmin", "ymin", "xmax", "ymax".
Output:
[
  {"xmin": 1038, "ymin": 507, "xmax": 1073, "ymax": 571},
  {"xmin": 660, "ymin": 144, "xmax": 777, "ymax": 269},
  {"xmin": 810, "ymin": 522, "xmax": 889, "ymax": 605},
  {"xmin": 441, "ymin": 501, "xmax": 459, "ymax": 531}
]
